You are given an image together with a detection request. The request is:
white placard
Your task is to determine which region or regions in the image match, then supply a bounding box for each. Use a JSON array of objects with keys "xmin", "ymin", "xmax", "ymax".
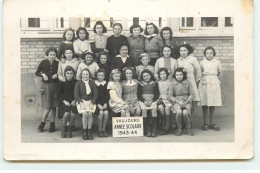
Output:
[{"xmin": 112, "ymin": 117, "xmax": 143, "ymax": 137}]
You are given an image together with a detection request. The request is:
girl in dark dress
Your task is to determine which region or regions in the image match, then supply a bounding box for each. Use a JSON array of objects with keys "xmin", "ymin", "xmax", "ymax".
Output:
[{"xmin": 97, "ymin": 51, "xmax": 111, "ymax": 82}]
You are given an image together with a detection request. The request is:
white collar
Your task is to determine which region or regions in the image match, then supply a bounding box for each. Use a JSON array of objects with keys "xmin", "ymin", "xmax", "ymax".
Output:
[
  {"xmin": 145, "ymin": 34, "xmax": 157, "ymax": 38},
  {"xmin": 95, "ymin": 80, "xmax": 106, "ymax": 86},
  {"xmin": 116, "ymin": 55, "xmax": 129, "ymax": 58}
]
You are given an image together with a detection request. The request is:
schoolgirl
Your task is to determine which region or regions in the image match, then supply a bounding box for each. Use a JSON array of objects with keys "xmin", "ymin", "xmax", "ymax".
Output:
[
  {"xmin": 73, "ymin": 27, "xmax": 92, "ymax": 58},
  {"xmin": 97, "ymin": 51, "xmax": 111, "ymax": 82},
  {"xmin": 160, "ymin": 27, "xmax": 178, "ymax": 59},
  {"xmin": 58, "ymin": 28, "xmax": 75, "ymax": 61},
  {"xmin": 135, "ymin": 53, "xmax": 155, "ymax": 81}
]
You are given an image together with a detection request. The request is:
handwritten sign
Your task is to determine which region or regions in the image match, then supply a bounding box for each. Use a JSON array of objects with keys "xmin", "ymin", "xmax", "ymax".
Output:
[{"xmin": 112, "ymin": 117, "xmax": 143, "ymax": 137}]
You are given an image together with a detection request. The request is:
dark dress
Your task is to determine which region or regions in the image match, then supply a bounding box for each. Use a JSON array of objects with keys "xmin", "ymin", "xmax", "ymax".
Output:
[
  {"xmin": 111, "ymin": 55, "xmax": 135, "ymax": 72},
  {"xmin": 162, "ymin": 38, "xmax": 178, "ymax": 59},
  {"xmin": 106, "ymin": 35, "xmax": 129, "ymax": 63},
  {"xmin": 58, "ymin": 41, "xmax": 74, "ymax": 60},
  {"xmin": 95, "ymin": 81, "xmax": 109, "ymax": 114},
  {"xmin": 98, "ymin": 63, "xmax": 111, "ymax": 82}
]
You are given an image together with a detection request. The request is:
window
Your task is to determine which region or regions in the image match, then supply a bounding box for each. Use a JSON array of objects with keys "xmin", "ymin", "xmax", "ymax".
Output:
[
  {"xmin": 133, "ymin": 17, "xmax": 139, "ymax": 25},
  {"xmin": 55, "ymin": 17, "xmax": 69, "ymax": 29},
  {"xmin": 225, "ymin": 17, "xmax": 233, "ymax": 27},
  {"xmin": 84, "ymin": 18, "xmax": 91, "ymax": 28},
  {"xmin": 201, "ymin": 17, "xmax": 218, "ymax": 27},
  {"xmin": 180, "ymin": 17, "xmax": 194, "ymax": 28},
  {"xmin": 28, "ymin": 18, "xmax": 40, "ymax": 27}
]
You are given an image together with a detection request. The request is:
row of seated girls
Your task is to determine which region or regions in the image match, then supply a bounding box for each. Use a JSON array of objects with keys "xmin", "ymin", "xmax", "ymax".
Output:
[{"xmin": 35, "ymin": 21, "xmax": 223, "ymax": 140}]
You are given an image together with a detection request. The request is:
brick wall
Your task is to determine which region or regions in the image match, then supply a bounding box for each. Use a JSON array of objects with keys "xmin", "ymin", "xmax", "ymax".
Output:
[{"xmin": 20, "ymin": 36, "xmax": 234, "ymax": 73}]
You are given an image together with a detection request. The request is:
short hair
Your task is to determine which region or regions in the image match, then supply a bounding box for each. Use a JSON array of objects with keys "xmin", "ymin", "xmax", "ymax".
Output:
[
  {"xmin": 45, "ymin": 47, "xmax": 58, "ymax": 56},
  {"xmin": 122, "ymin": 67, "xmax": 136, "ymax": 80},
  {"xmin": 204, "ymin": 46, "xmax": 216, "ymax": 56},
  {"xmin": 140, "ymin": 69, "xmax": 154, "ymax": 81},
  {"xmin": 144, "ymin": 22, "xmax": 159, "ymax": 35},
  {"xmin": 177, "ymin": 43, "xmax": 194, "ymax": 57},
  {"xmin": 62, "ymin": 28, "xmax": 75, "ymax": 41},
  {"xmin": 64, "ymin": 65, "xmax": 75, "ymax": 76},
  {"xmin": 62, "ymin": 47, "xmax": 75, "ymax": 58},
  {"xmin": 160, "ymin": 27, "xmax": 173, "ymax": 40},
  {"xmin": 80, "ymin": 68, "xmax": 92, "ymax": 80},
  {"xmin": 158, "ymin": 67, "xmax": 169, "ymax": 80},
  {"xmin": 138, "ymin": 53, "xmax": 150, "ymax": 64},
  {"xmin": 173, "ymin": 67, "xmax": 188, "ymax": 81},
  {"xmin": 97, "ymin": 51, "xmax": 109, "ymax": 64},
  {"xmin": 93, "ymin": 21, "xmax": 107, "ymax": 33},
  {"xmin": 129, "ymin": 24, "xmax": 143, "ymax": 34},
  {"xmin": 161, "ymin": 45, "xmax": 173, "ymax": 56},
  {"xmin": 109, "ymin": 69, "xmax": 122, "ymax": 81},
  {"xmin": 76, "ymin": 27, "xmax": 89, "ymax": 40},
  {"xmin": 81, "ymin": 51, "xmax": 96, "ymax": 60},
  {"xmin": 113, "ymin": 23, "xmax": 123, "ymax": 31},
  {"xmin": 95, "ymin": 68, "xmax": 106, "ymax": 79},
  {"xmin": 119, "ymin": 44, "xmax": 129, "ymax": 51}
]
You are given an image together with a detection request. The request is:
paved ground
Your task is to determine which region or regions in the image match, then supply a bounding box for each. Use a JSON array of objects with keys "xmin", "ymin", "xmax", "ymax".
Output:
[{"xmin": 21, "ymin": 105, "xmax": 234, "ymax": 143}]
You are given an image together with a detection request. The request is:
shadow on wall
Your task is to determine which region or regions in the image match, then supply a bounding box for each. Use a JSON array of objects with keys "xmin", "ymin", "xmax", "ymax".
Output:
[{"xmin": 21, "ymin": 71, "xmax": 234, "ymax": 117}]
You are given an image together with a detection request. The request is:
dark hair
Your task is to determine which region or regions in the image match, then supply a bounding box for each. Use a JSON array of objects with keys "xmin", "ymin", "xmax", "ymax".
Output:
[
  {"xmin": 64, "ymin": 65, "xmax": 75, "ymax": 75},
  {"xmin": 93, "ymin": 21, "xmax": 107, "ymax": 33},
  {"xmin": 122, "ymin": 67, "xmax": 136, "ymax": 80},
  {"xmin": 140, "ymin": 69, "xmax": 154, "ymax": 81},
  {"xmin": 177, "ymin": 43, "xmax": 194, "ymax": 57},
  {"xmin": 95, "ymin": 68, "xmax": 106, "ymax": 79},
  {"xmin": 204, "ymin": 46, "xmax": 216, "ymax": 56},
  {"xmin": 129, "ymin": 24, "xmax": 143, "ymax": 34},
  {"xmin": 97, "ymin": 51, "xmax": 109, "ymax": 65},
  {"xmin": 62, "ymin": 28, "xmax": 75, "ymax": 41},
  {"xmin": 119, "ymin": 44, "xmax": 129, "ymax": 51},
  {"xmin": 144, "ymin": 22, "xmax": 159, "ymax": 35},
  {"xmin": 81, "ymin": 51, "xmax": 96, "ymax": 60},
  {"xmin": 80, "ymin": 68, "xmax": 92, "ymax": 79},
  {"xmin": 76, "ymin": 27, "xmax": 89, "ymax": 40},
  {"xmin": 158, "ymin": 67, "xmax": 169, "ymax": 80},
  {"xmin": 138, "ymin": 53, "xmax": 150, "ymax": 64},
  {"xmin": 113, "ymin": 23, "xmax": 123, "ymax": 31},
  {"xmin": 173, "ymin": 67, "xmax": 187, "ymax": 81},
  {"xmin": 62, "ymin": 47, "xmax": 75, "ymax": 59},
  {"xmin": 45, "ymin": 47, "xmax": 58, "ymax": 56},
  {"xmin": 160, "ymin": 27, "xmax": 173, "ymax": 40},
  {"xmin": 161, "ymin": 45, "xmax": 173, "ymax": 57}
]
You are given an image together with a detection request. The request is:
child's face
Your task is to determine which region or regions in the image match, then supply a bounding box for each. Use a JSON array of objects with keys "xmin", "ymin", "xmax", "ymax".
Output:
[
  {"xmin": 65, "ymin": 50, "xmax": 73, "ymax": 60},
  {"xmin": 119, "ymin": 46, "xmax": 128, "ymax": 57},
  {"xmin": 100, "ymin": 55, "xmax": 107, "ymax": 64},
  {"xmin": 205, "ymin": 49, "xmax": 214, "ymax": 60},
  {"xmin": 113, "ymin": 25, "xmax": 122, "ymax": 36},
  {"xmin": 47, "ymin": 51, "xmax": 56, "ymax": 62},
  {"xmin": 82, "ymin": 71, "xmax": 90, "ymax": 81},
  {"xmin": 125, "ymin": 69, "xmax": 133, "ymax": 80},
  {"xmin": 159, "ymin": 71, "xmax": 167, "ymax": 81},
  {"xmin": 65, "ymin": 70, "xmax": 74, "ymax": 81},
  {"xmin": 78, "ymin": 30, "xmax": 86, "ymax": 40},
  {"xmin": 97, "ymin": 72, "xmax": 105, "ymax": 82},
  {"xmin": 141, "ymin": 56, "xmax": 149, "ymax": 66},
  {"xmin": 96, "ymin": 24, "xmax": 103, "ymax": 35},
  {"xmin": 85, "ymin": 54, "xmax": 93, "ymax": 64},
  {"xmin": 142, "ymin": 72, "xmax": 151, "ymax": 83},
  {"xmin": 175, "ymin": 71, "xmax": 184, "ymax": 82},
  {"xmin": 147, "ymin": 25, "xmax": 155, "ymax": 35},
  {"xmin": 180, "ymin": 47, "xmax": 189, "ymax": 58},
  {"xmin": 65, "ymin": 30, "xmax": 73, "ymax": 41},
  {"xmin": 163, "ymin": 47, "xmax": 171, "ymax": 58},
  {"xmin": 113, "ymin": 73, "xmax": 121, "ymax": 82},
  {"xmin": 133, "ymin": 27, "xmax": 141, "ymax": 37},
  {"xmin": 162, "ymin": 30, "xmax": 171, "ymax": 40}
]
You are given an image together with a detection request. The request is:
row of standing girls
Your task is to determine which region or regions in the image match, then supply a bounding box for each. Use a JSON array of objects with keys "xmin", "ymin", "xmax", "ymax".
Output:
[{"xmin": 35, "ymin": 21, "xmax": 223, "ymax": 140}]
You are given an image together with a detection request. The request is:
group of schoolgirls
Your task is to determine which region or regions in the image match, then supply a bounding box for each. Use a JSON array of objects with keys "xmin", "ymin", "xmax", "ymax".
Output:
[{"xmin": 35, "ymin": 20, "xmax": 223, "ymax": 140}]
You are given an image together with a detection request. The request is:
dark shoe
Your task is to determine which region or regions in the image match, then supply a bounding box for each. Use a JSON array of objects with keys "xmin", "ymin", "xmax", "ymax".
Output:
[
  {"xmin": 185, "ymin": 129, "xmax": 194, "ymax": 136},
  {"xmin": 83, "ymin": 129, "xmax": 88, "ymax": 140},
  {"xmin": 151, "ymin": 117, "xmax": 158, "ymax": 137},
  {"xmin": 38, "ymin": 122, "xmax": 45, "ymax": 132},
  {"xmin": 49, "ymin": 122, "xmax": 55, "ymax": 132},
  {"xmin": 151, "ymin": 131, "xmax": 157, "ymax": 137},
  {"xmin": 71, "ymin": 125, "xmax": 75, "ymax": 132},
  {"xmin": 202, "ymin": 124, "xmax": 209, "ymax": 131},
  {"xmin": 88, "ymin": 129, "xmax": 93, "ymax": 140},
  {"xmin": 103, "ymin": 131, "xmax": 108, "ymax": 137},
  {"xmin": 61, "ymin": 126, "xmax": 67, "ymax": 138},
  {"xmin": 66, "ymin": 126, "xmax": 72, "ymax": 138},
  {"xmin": 175, "ymin": 129, "xmax": 182, "ymax": 136},
  {"xmin": 209, "ymin": 123, "xmax": 220, "ymax": 131},
  {"xmin": 146, "ymin": 130, "xmax": 152, "ymax": 137},
  {"xmin": 159, "ymin": 129, "xmax": 166, "ymax": 135},
  {"xmin": 98, "ymin": 131, "xmax": 104, "ymax": 137}
]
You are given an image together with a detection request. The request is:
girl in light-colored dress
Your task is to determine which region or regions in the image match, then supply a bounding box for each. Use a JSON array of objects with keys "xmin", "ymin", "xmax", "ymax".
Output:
[
  {"xmin": 177, "ymin": 43, "xmax": 202, "ymax": 107},
  {"xmin": 73, "ymin": 27, "xmax": 92, "ymax": 59},
  {"xmin": 154, "ymin": 45, "xmax": 177, "ymax": 81},
  {"xmin": 157, "ymin": 68, "xmax": 172, "ymax": 135},
  {"xmin": 122, "ymin": 67, "xmax": 140, "ymax": 116},
  {"xmin": 198, "ymin": 46, "xmax": 223, "ymax": 131},
  {"xmin": 107, "ymin": 69, "xmax": 130, "ymax": 117},
  {"xmin": 169, "ymin": 67, "xmax": 194, "ymax": 136},
  {"xmin": 135, "ymin": 53, "xmax": 155, "ymax": 81},
  {"xmin": 137, "ymin": 69, "xmax": 159, "ymax": 137}
]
